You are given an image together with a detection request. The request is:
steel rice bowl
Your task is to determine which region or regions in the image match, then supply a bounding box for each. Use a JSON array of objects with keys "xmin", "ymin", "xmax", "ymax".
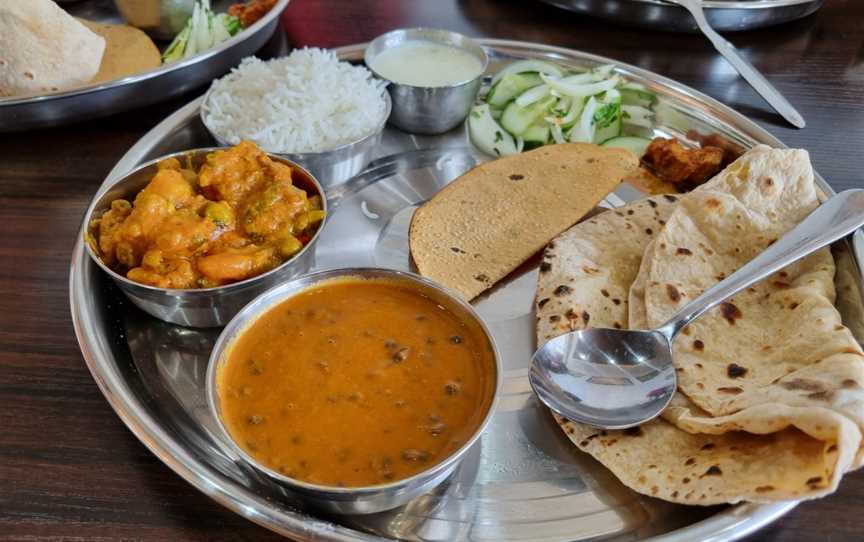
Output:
[
  {"xmin": 205, "ymin": 268, "xmax": 502, "ymax": 514},
  {"xmin": 199, "ymin": 53, "xmax": 392, "ymax": 188},
  {"xmin": 82, "ymin": 148, "xmax": 328, "ymax": 328}
]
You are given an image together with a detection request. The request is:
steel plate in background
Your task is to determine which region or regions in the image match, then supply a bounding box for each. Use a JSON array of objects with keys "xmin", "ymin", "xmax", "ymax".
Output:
[
  {"xmin": 70, "ymin": 40, "xmax": 864, "ymax": 541},
  {"xmin": 536, "ymin": 0, "xmax": 823, "ymax": 32},
  {"xmin": 0, "ymin": 0, "xmax": 289, "ymax": 132}
]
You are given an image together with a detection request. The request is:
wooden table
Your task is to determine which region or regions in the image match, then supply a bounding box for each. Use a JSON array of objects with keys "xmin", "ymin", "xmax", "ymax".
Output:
[{"xmin": 2, "ymin": 0, "xmax": 863, "ymax": 540}]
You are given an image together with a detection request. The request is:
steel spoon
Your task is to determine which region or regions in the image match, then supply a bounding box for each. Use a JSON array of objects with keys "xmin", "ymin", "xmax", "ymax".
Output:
[
  {"xmin": 530, "ymin": 189, "xmax": 864, "ymax": 429},
  {"xmin": 665, "ymin": 0, "xmax": 806, "ymax": 129}
]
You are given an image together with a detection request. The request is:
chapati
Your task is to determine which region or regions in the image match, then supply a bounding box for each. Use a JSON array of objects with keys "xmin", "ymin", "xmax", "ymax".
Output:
[
  {"xmin": 0, "ymin": 0, "xmax": 105, "ymax": 97},
  {"xmin": 538, "ymin": 146, "xmax": 864, "ymax": 504}
]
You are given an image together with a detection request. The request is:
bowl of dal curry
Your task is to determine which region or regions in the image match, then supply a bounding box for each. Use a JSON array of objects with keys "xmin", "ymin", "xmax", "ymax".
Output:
[
  {"xmin": 206, "ymin": 268, "xmax": 501, "ymax": 514},
  {"xmin": 83, "ymin": 141, "xmax": 327, "ymax": 328}
]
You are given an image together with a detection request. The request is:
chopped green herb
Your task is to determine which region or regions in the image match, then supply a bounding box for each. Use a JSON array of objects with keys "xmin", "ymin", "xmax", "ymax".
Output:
[{"xmin": 593, "ymin": 103, "xmax": 620, "ymax": 129}]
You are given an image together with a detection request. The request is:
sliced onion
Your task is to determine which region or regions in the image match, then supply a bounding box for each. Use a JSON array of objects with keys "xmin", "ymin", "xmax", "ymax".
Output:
[
  {"xmin": 515, "ymin": 84, "xmax": 551, "ymax": 107},
  {"xmin": 557, "ymin": 96, "xmax": 572, "ymax": 112},
  {"xmin": 560, "ymin": 96, "xmax": 585, "ymax": 125},
  {"xmin": 593, "ymin": 64, "xmax": 615, "ymax": 77},
  {"xmin": 491, "ymin": 60, "xmax": 564, "ymax": 85},
  {"xmin": 560, "ymin": 72, "xmax": 595, "ymax": 85},
  {"xmin": 540, "ymin": 73, "xmax": 620, "ymax": 98},
  {"xmin": 620, "ymin": 81, "xmax": 648, "ymax": 91},
  {"xmin": 570, "ymin": 96, "xmax": 598, "ymax": 143},
  {"xmin": 550, "ymin": 124, "xmax": 565, "ymax": 144}
]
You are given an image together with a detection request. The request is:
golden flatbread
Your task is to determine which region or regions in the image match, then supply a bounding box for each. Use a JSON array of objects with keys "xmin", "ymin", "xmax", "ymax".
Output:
[
  {"xmin": 409, "ymin": 143, "xmax": 638, "ymax": 300},
  {"xmin": 79, "ymin": 20, "xmax": 161, "ymax": 83},
  {"xmin": 0, "ymin": 0, "xmax": 105, "ymax": 97}
]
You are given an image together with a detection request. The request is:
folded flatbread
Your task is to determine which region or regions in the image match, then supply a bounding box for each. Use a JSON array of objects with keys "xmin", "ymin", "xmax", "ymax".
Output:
[
  {"xmin": 410, "ymin": 143, "xmax": 637, "ymax": 300},
  {"xmin": 0, "ymin": 0, "xmax": 106, "ymax": 97},
  {"xmin": 538, "ymin": 146, "xmax": 864, "ymax": 505}
]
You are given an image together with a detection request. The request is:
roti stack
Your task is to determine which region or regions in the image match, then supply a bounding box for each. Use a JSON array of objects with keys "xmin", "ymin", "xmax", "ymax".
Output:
[
  {"xmin": 410, "ymin": 143, "xmax": 638, "ymax": 300},
  {"xmin": 0, "ymin": 0, "xmax": 105, "ymax": 96},
  {"xmin": 537, "ymin": 145, "xmax": 864, "ymax": 504}
]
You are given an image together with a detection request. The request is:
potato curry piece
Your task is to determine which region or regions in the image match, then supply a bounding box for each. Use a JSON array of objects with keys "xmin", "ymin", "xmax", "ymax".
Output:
[
  {"xmin": 92, "ymin": 141, "xmax": 324, "ymax": 289},
  {"xmin": 642, "ymin": 137, "xmax": 725, "ymax": 190},
  {"xmin": 217, "ymin": 278, "xmax": 497, "ymax": 487}
]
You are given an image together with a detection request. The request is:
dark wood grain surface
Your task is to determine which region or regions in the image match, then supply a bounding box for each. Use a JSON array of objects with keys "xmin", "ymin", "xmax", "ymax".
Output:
[{"xmin": 2, "ymin": 0, "xmax": 863, "ymax": 540}]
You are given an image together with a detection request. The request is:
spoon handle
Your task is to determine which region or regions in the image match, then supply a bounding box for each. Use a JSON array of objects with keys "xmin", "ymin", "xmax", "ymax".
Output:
[
  {"xmin": 672, "ymin": 0, "xmax": 806, "ymax": 129},
  {"xmin": 659, "ymin": 189, "xmax": 864, "ymax": 339}
]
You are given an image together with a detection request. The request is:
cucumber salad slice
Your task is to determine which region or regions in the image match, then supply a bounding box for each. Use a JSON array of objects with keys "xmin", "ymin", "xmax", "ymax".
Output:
[{"xmin": 469, "ymin": 61, "xmax": 655, "ymax": 156}]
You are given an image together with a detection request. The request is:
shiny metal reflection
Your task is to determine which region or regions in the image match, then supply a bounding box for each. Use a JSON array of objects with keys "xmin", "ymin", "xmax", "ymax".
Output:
[{"xmin": 531, "ymin": 328, "xmax": 676, "ymax": 430}]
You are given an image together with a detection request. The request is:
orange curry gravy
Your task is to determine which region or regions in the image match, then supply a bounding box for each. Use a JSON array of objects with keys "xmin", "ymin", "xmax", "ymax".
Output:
[
  {"xmin": 92, "ymin": 141, "xmax": 323, "ymax": 289},
  {"xmin": 217, "ymin": 277, "xmax": 497, "ymax": 487}
]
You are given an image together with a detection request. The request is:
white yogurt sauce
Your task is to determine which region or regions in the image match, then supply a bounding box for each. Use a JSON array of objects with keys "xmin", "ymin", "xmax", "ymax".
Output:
[{"xmin": 370, "ymin": 40, "xmax": 483, "ymax": 87}]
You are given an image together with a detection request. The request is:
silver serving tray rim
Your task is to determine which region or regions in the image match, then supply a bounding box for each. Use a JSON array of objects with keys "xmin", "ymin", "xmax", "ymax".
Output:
[
  {"xmin": 641, "ymin": 0, "xmax": 817, "ymax": 8},
  {"xmin": 70, "ymin": 38, "xmax": 837, "ymax": 541}
]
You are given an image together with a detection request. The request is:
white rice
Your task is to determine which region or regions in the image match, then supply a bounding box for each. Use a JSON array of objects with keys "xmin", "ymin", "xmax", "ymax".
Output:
[{"xmin": 202, "ymin": 48, "xmax": 387, "ymax": 153}]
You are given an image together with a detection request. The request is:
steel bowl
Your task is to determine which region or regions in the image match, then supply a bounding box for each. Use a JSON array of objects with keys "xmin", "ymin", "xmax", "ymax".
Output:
[
  {"xmin": 82, "ymin": 148, "xmax": 327, "ymax": 328},
  {"xmin": 365, "ymin": 28, "xmax": 488, "ymax": 135},
  {"xmin": 205, "ymin": 268, "xmax": 502, "ymax": 514},
  {"xmin": 201, "ymin": 88, "xmax": 391, "ymax": 187}
]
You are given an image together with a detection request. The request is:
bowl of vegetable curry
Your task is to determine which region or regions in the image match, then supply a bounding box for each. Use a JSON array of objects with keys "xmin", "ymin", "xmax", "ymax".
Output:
[
  {"xmin": 84, "ymin": 141, "xmax": 326, "ymax": 327},
  {"xmin": 206, "ymin": 268, "xmax": 501, "ymax": 514}
]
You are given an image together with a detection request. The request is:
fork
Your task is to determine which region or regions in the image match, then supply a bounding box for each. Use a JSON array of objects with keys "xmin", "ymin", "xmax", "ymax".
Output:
[{"xmin": 665, "ymin": 0, "xmax": 806, "ymax": 129}]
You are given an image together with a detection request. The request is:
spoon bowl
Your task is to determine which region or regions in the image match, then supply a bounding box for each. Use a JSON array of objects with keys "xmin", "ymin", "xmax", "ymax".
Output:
[{"xmin": 529, "ymin": 328, "xmax": 676, "ymax": 429}]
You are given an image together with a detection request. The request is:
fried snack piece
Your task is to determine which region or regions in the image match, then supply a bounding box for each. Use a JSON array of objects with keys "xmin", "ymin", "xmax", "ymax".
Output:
[
  {"xmin": 642, "ymin": 137, "xmax": 724, "ymax": 190},
  {"xmin": 228, "ymin": 0, "xmax": 278, "ymax": 27},
  {"xmin": 686, "ymin": 130, "xmax": 746, "ymax": 167}
]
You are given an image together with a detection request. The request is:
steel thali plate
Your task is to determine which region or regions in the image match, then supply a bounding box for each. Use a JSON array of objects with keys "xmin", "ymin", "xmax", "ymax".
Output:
[
  {"xmin": 0, "ymin": 0, "xmax": 289, "ymax": 132},
  {"xmin": 535, "ymin": 0, "xmax": 823, "ymax": 32},
  {"xmin": 70, "ymin": 39, "xmax": 864, "ymax": 541}
]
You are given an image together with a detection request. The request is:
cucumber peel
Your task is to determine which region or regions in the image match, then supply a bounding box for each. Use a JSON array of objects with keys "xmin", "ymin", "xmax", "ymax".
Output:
[
  {"xmin": 601, "ymin": 136, "xmax": 652, "ymax": 157},
  {"xmin": 468, "ymin": 104, "xmax": 518, "ymax": 157},
  {"xmin": 487, "ymin": 72, "xmax": 542, "ymax": 109}
]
